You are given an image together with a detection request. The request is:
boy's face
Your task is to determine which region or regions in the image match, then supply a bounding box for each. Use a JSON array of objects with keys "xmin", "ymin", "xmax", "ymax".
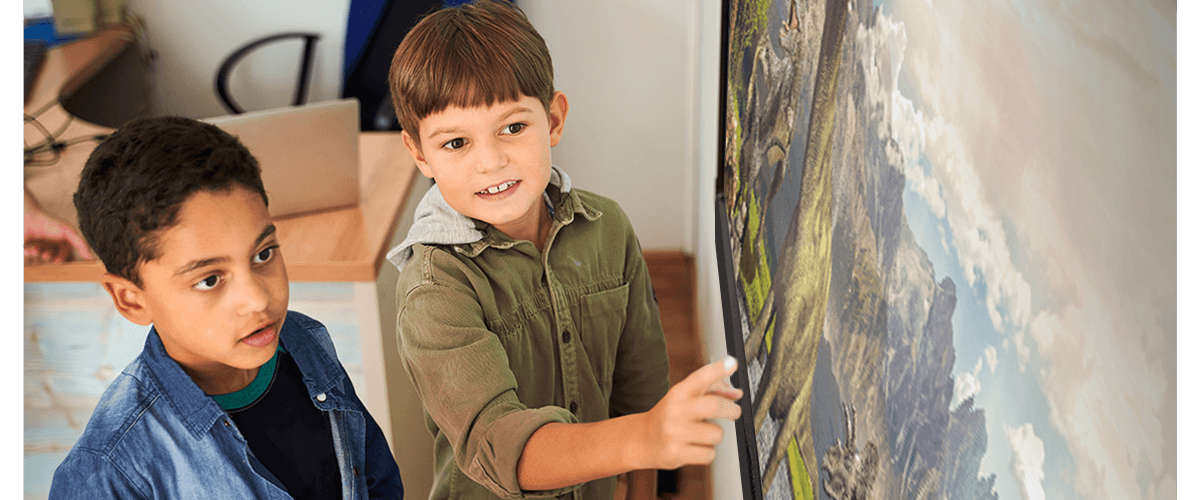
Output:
[
  {"xmin": 102, "ymin": 185, "xmax": 289, "ymax": 394},
  {"xmin": 403, "ymin": 92, "xmax": 568, "ymax": 240}
]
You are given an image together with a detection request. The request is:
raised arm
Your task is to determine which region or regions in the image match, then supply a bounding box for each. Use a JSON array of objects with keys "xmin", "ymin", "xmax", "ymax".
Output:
[{"xmin": 516, "ymin": 358, "xmax": 742, "ymax": 490}]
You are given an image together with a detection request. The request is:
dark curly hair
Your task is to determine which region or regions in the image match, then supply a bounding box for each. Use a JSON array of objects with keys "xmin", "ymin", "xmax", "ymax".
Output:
[{"xmin": 74, "ymin": 116, "xmax": 268, "ymax": 286}]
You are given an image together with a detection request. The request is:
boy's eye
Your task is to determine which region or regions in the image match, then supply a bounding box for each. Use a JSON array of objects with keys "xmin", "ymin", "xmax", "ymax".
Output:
[
  {"xmin": 502, "ymin": 123, "xmax": 526, "ymax": 135},
  {"xmin": 443, "ymin": 138, "xmax": 465, "ymax": 150},
  {"xmin": 194, "ymin": 275, "xmax": 221, "ymax": 290},
  {"xmin": 253, "ymin": 246, "xmax": 277, "ymax": 264}
]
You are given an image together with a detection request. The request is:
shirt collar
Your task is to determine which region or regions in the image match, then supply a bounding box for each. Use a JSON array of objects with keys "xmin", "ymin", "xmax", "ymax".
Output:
[
  {"xmin": 140, "ymin": 328, "xmax": 228, "ymax": 439},
  {"xmin": 387, "ymin": 165, "xmax": 597, "ymax": 267},
  {"xmin": 457, "ymin": 183, "xmax": 604, "ymax": 258},
  {"xmin": 277, "ymin": 311, "xmax": 346, "ymax": 404},
  {"xmin": 139, "ymin": 311, "xmax": 347, "ymax": 439}
]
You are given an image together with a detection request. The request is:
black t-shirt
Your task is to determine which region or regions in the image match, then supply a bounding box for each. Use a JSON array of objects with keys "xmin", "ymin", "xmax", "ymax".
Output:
[{"xmin": 215, "ymin": 349, "xmax": 340, "ymax": 499}]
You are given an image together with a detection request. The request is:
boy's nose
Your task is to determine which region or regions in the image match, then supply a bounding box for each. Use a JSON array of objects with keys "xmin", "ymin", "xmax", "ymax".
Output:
[
  {"xmin": 235, "ymin": 274, "xmax": 271, "ymax": 316},
  {"xmin": 474, "ymin": 140, "xmax": 506, "ymax": 173}
]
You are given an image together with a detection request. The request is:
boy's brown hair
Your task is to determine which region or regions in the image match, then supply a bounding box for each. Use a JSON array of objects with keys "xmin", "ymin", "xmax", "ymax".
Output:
[{"xmin": 388, "ymin": 0, "xmax": 554, "ymax": 143}]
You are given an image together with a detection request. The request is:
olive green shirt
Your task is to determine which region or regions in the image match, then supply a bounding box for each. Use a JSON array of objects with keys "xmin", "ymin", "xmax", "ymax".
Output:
[{"xmin": 396, "ymin": 185, "xmax": 671, "ymax": 500}]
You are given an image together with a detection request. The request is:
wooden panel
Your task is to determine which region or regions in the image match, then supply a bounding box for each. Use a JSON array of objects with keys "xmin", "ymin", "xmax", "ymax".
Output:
[{"xmin": 643, "ymin": 250, "xmax": 711, "ymax": 500}]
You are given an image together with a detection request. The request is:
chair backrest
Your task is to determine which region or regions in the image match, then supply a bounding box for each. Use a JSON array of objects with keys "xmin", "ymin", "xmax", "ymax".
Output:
[{"xmin": 214, "ymin": 32, "xmax": 320, "ymax": 115}]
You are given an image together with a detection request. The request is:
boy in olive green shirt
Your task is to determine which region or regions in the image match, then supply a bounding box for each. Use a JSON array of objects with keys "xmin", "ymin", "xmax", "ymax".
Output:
[{"xmin": 387, "ymin": 2, "xmax": 743, "ymax": 499}]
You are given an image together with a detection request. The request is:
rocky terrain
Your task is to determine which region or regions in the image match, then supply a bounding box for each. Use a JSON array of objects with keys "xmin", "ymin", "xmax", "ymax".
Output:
[{"xmin": 722, "ymin": 1, "xmax": 998, "ymax": 498}]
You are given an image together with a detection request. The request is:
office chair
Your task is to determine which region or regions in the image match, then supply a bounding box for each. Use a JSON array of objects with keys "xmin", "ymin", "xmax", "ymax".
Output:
[
  {"xmin": 214, "ymin": 32, "xmax": 320, "ymax": 115},
  {"xmin": 214, "ymin": 0, "xmax": 443, "ymax": 126}
]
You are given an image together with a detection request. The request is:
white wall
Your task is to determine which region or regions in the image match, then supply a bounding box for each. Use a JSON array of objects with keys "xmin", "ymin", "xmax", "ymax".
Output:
[
  {"xmin": 127, "ymin": 0, "xmax": 349, "ymax": 119},
  {"xmin": 24, "ymin": 0, "xmax": 53, "ymax": 18},
  {"xmin": 125, "ymin": 0, "xmax": 696, "ymax": 251},
  {"xmin": 518, "ymin": 0, "xmax": 695, "ymax": 251}
]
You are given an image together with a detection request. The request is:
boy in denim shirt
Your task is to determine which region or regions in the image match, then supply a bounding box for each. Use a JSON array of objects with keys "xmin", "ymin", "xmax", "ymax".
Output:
[
  {"xmin": 387, "ymin": 2, "xmax": 742, "ymax": 499},
  {"xmin": 49, "ymin": 116, "xmax": 403, "ymax": 499}
]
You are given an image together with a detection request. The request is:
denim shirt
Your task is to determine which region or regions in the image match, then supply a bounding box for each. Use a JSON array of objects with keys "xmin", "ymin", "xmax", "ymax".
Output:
[{"xmin": 48, "ymin": 311, "xmax": 404, "ymax": 500}]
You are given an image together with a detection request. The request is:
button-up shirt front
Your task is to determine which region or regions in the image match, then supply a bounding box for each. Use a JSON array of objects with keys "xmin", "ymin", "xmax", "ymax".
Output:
[{"xmin": 397, "ymin": 186, "xmax": 670, "ymax": 500}]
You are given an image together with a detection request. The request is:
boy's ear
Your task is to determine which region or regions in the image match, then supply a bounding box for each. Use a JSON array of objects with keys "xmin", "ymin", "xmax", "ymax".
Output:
[
  {"xmin": 401, "ymin": 130, "xmax": 434, "ymax": 179},
  {"xmin": 548, "ymin": 91, "xmax": 569, "ymax": 148},
  {"xmin": 100, "ymin": 273, "xmax": 153, "ymax": 326}
]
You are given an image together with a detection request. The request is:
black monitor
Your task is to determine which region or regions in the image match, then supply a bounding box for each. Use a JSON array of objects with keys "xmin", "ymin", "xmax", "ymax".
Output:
[{"xmin": 714, "ymin": 189, "xmax": 766, "ymax": 500}]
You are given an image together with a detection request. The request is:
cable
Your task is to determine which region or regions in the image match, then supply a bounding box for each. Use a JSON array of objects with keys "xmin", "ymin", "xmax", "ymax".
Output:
[
  {"xmin": 50, "ymin": 114, "xmax": 74, "ymax": 140},
  {"xmin": 24, "ymin": 117, "xmax": 55, "ymax": 152},
  {"xmin": 24, "ymin": 132, "xmax": 109, "ymax": 167},
  {"xmin": 57, "ymin": 133, "xmax": 110, "ymax": 148},
  {"xmin": 24, "ymin": 145, "xmax": 60, "ymax": 166},
  {"xmin": 26, "ymin": 97, "xmax": 60, "ymax": 120},
  {"xmin": 24, "ymin": 114, "xmax": 56, "ymax": 158},
  {"xmin": 24, "ymin": 114, "xmax": 53, "ymax": 144}
]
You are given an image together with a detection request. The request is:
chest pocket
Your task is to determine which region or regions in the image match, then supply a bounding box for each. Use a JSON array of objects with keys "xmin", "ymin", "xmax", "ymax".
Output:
[{"xmin": 579, "ymin": 282, "xmax": 630, "ymax": 398}]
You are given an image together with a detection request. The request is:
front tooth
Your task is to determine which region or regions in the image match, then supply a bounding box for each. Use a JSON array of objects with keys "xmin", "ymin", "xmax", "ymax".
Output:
[{"xmin": 486, "ymin": 181, "xmax": 513, "ymax": 194}]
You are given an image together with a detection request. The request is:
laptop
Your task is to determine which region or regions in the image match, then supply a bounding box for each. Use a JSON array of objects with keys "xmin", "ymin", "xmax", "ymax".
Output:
[{"xmin": 203, "ymin": 99, "xmax": 361, "ymax": 218}]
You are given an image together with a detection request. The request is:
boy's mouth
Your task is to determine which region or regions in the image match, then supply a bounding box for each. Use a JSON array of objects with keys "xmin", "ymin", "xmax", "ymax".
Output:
[
  {"xmin": 477, "ymin": 180, "xmax": 518, "ymax": 195},
  {"xmin": 241, "ymin": 323, "xmax": 277, "ymax": 348}
]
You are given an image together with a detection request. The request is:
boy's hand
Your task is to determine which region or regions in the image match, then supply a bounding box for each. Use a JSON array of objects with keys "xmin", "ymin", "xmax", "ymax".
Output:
[
  {"xmin": 515, "ymin": 356, "xmax": 743, "ymax": 490},
  {"xmin": 636, "ymin": 356, "xmax": 743, "ymax": 470},
  {"xmin": 23, "ymin": 188, "xmax": 92, "ymax": 265},
  {"xmin": 24, "ymin": 209, "xmax": 93, "ymax": 265}
]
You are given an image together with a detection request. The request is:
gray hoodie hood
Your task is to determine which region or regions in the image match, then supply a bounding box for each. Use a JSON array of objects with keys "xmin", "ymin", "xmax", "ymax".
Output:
[{"xmin": 386, "ymin": 165, "xmax": 573, "ymax": 270}]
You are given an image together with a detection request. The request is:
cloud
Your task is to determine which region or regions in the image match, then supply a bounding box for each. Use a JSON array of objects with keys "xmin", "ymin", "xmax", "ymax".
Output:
[
  {"xmin": 859, "ymin": 15, "xmax": 945, "ymax": 219},
  {"xmin": 862, "ymin": 10, "xmax": 1032, "ymax": 349},
  {"xmin": 1029, "ymin": 303, "xmax": 1173, "ymax": 500},
  {"xmin": 952, "ymin": 351, "xmax": 993, "ymax": 409},
  {"xmin": 984, "ymin": 346, "xmax": 997, "ymax": 374},
  {"xmin": 855, "ymin": 17, "xmax": 906, "ymax": 139},
  {"xmin": 879, "ymin": 0, "xmax": 1175, "ymax": 498},
  {"xmin": 1006, "ymin": 423, "xmax": 1047, "ymax": 500},
  {"xmin": 920, "ymin": 115, "xmax": 1034, "ymax": 342},
  {"xmin": 952, "ymin": 370, "xmax": 981, "ymax": 409}
]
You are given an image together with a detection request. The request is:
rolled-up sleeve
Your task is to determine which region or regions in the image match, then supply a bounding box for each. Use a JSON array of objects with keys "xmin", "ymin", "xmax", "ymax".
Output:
[{"xmin": 398, "ymin": 253, "xmax": 577, "ymax": 499}]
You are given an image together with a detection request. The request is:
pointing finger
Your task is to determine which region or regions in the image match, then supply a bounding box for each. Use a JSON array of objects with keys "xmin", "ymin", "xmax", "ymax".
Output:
[
  {"xmin": 681, "ymin": 356, "xmax": 738, "ymax": 396},
  {"xmin": 706, "ymin": 377, "xmax": 743, "ymax": 400}
]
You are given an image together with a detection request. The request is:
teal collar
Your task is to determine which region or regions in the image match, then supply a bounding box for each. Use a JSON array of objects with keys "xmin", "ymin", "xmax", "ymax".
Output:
[{"xmin": 212, "ymin": 346, "xmax": 282, "ymax": 411}]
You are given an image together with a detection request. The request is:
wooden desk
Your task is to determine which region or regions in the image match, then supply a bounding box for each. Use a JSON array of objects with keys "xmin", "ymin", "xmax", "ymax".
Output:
[
  {"xmin": 25, "ymin": 132, "xmax": 417, "ymax": 283},
  {"xmin": 23, "ymin": 26, "xmax": 431, "ymax": 500}
]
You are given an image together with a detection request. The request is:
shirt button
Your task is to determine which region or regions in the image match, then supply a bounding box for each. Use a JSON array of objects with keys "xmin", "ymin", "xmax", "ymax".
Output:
[
  {"xmin": 317, "ymin": 393, "xmax": 327, "ymax": 402},
  {"xmin": 561, "ymin": 330, "xmax": 571, "ymax": 343},
  {"xmin": 353, "ymin": 466, "xmax": 360, "ymax": 477},
  {"xmin": 569, "ymin": 401, "xmax": 578, "ymax": 413}
]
